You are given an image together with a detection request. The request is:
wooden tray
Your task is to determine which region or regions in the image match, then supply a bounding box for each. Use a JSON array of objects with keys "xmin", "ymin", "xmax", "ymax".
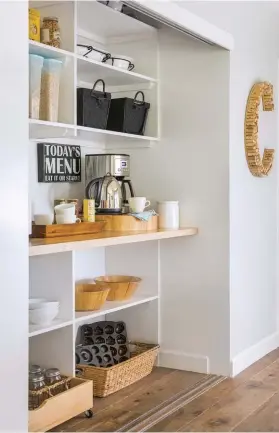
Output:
[
  {"xmin": 95, "ymin": 215, "xmax": 158, "ymax": 231},
  {"xmin": 29, "ymin": 377, "xmax": 93, "ymax": 432},
  {"xmin": 32, "ymin": 221, "xmax": 105, "ymax": 238}
]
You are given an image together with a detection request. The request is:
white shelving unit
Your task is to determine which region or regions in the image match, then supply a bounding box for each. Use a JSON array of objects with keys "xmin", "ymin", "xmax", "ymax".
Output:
[
  {"xmin": 29, "ymin": 230, "xmax": 197, "ymax": 374},
  {"xmin": 75, "ymin": 294, "xmax": 159, "ymax": 323},
  {"xmin": 27, "ymin": 1, "xmax": 219, "ymax": 429},
  {"xmin": 29, "ymin": 39, "xmax": 74, "ymax": 60},
  {"xmin": 28, "ymin": 2, "xmax": 159, "ymax": 146},
  {"xmin": 76, "ymin": 55, "xmax": 157, "ymax": 87},
  {"xmin": 28, "ymin": 1, "xmax": 163, "ymax": 395},
  {"xmin": 29, "ymin": 318, "xmax": 73, "ymax": 338}
]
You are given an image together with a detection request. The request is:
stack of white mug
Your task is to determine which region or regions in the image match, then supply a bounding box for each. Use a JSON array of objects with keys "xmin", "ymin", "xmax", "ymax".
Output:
[{"xmin": 55, "ymin": 203, "xmax": 80, "ymax": 224}]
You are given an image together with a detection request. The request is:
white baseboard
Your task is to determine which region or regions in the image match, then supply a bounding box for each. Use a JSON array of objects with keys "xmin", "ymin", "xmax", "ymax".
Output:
[
  {"xmin": 159, "ymin": 350, "xmax": 209, "ymax": 374},
  {"xmin": 231, "ymin": 331, "xmax": 279, "ymax": 377}
]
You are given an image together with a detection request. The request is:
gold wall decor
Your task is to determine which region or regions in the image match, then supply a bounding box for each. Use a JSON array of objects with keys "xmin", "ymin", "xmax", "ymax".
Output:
[{"xmin": 244, "ymin": 81, "xmax": 274, "ymax": 177}]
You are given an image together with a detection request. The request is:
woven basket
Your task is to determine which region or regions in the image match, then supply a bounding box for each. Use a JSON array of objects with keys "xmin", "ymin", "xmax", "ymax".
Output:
[
  {"xmin": 76, "ymin": 342, "xmax": 159, "ymax": 397},
  {"xmin": 29, "ymin": 376, "xmax": 72, "ymax": 410}
]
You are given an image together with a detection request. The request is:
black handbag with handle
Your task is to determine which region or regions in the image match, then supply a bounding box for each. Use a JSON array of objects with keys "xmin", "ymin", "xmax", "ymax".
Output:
[
  {"xmin": 107, "ymin": 91, "xmax": 150, "ymax": 135},
  {"xmin": 77, "ymin": 79, "xmax": 111, "ymax": 129}
]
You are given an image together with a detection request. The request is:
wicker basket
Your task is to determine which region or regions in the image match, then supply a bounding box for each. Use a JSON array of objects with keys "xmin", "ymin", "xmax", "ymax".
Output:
[
  {"xmin": 29, "ymin": 376, "xmax": 72, "ymax": 410},
  {"xmin": 76, "ymin": 342, "xmax": 159, "ymax": 397}
]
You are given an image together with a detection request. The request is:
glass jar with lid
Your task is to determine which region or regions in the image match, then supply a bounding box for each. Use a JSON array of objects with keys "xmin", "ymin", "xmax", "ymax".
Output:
[
  {"xmin": 41, "ymin": 17, "xmax": 61, "ymax": 48},
  {"xmin": 45, "ymin": 368, "xmax": 62, "ymax": 385},
  {"xmin": 29, "ymin": 373, "xmax": 48, "ymax": 410},
  {"xmin": 29, "ymin": 364, "xmax": 44, "ymax": 375},
  {"xmin": 45, "ymin": 368, "xmax": 66, "ymax": 396}
]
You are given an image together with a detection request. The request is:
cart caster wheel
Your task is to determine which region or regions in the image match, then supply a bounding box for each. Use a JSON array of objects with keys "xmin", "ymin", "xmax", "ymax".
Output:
[{"xmin": 85, "ymin": 409, "xmax": 93, "ymax": 418}]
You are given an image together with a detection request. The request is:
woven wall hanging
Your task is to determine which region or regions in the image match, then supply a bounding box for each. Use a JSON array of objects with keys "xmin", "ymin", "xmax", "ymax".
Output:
[{"xmin": 244, "ymin": 82, "xmax": 274, "ymax": 177}]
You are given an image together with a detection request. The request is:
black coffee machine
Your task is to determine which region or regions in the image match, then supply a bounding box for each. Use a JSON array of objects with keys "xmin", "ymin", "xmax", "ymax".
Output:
[{"xmin": 85, "ymin": 153, "xmax": 135, "ymax": 213}]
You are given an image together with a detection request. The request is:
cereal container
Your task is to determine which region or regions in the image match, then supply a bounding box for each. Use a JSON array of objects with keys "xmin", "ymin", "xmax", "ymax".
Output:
[
  {"xmin": 40, "ymin": 59, "xmax": 63, "ymax": 122},
  {"xmin": 29, "ymin": 8, "xmax": 40, "ymax": 42}
]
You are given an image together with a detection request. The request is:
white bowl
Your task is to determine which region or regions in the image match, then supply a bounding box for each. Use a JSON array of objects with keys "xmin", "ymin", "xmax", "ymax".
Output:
[
  {"xmin": 29, "ymin": 298, "xmax": 46, "ymax": 306},
  {"xmin": 29, "ymin": 301, "xmax": 60, "ymax": 310},
  {"xmin": 106, "ymin": 55, "xmax": 134, "ymax": 71},
  {"xmin": 29, "ymin": 308, "xmax": 59, "ymax": 326}
]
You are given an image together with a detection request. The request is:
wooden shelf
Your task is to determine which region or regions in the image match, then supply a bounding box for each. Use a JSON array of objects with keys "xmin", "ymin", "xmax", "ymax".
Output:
[
  {"xmin": 77, "ymin": 55, "xmax": 157, "ymax": 87},
  {"xmin": 75, "ymin": 294, "xmax": 159, "ymax": 323},
  {"xmin": 29, "ymin": 228, "xmax": 198, "ymax": 256},
  {"xmin": 29, "ymin": 318, "xmax": 73, "ymax": 338}
]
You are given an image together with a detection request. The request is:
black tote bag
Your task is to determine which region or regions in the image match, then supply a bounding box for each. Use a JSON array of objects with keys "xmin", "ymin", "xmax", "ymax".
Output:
[
  {"xmin": 77, "ymin": 79, "xmax": 111, "ymax": 129},
  {"xmin": 107, "ymin": 91, "xmax": 150, "ymax": 135}
]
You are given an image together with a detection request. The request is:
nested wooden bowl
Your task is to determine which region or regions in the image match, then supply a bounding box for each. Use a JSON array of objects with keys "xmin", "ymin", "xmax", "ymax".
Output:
[
  {"xmin": 94, "ymin": 276, "xmax": 142, "ymax": 301},
  {"xmin": 75, "ymin": 283, "xmax": 110, "ymax": 311}
]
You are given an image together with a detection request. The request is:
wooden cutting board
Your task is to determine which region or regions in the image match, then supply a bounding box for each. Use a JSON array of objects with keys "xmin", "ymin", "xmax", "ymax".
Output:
[
  {"xmin": 32, "ymin": 221, "xmax": 105, "ymax": 238},
  {"xmin": 95, "ymin": 214, "xmax": 158, "ymax": 231}
]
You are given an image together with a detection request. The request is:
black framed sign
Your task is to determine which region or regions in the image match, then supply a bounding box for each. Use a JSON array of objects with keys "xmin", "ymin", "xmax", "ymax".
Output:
[{"xmin": 37, "ymin": 143, "xmax": 81, "ymax": 183}]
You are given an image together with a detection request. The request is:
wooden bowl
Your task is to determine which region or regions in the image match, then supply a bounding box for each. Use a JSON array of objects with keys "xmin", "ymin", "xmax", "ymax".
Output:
[
  {"xmin": 75, "ymin": 284, "xmax": 110, "ymax": 311},
  {"xmin": 94, "ymin": 276, "xmax": 142, "ymax": 301}
]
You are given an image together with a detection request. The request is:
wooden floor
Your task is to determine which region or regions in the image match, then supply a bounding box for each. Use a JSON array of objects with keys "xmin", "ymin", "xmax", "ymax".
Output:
[{"xmin": 52, "ymin": 348, "xmax": 279, "ymax": 432}]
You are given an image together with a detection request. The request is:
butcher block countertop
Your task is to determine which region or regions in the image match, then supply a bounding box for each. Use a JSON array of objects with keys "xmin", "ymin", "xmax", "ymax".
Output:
[{"xmin": 29, "ymin": 227, "xmax": 198, "ymax": 256}]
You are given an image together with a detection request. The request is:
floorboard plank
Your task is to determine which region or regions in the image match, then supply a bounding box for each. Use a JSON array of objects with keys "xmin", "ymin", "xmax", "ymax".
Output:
[
  {"xmin": 148, "ymin": 349, "xmax": 279, "ymax": 432},
  {"xmin": 179, "ymin": 360, "xmax": 279, "ymax": 432},
  {"xmin": 233, "ymin": 392, "xmax": 279, "ymax": 432},
  {"xmin": 50, "ymin": 348, "xmax": 279, "ymax": 433},
  {"xmin": 56, "ymin": 370, "xmax": 205, "ymax": 432}
]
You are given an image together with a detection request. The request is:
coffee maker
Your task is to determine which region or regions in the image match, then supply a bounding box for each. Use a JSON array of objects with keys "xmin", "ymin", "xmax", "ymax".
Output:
[{"xmin": 85, "ymin": 154, "xmax": 135, "ymax": 213}]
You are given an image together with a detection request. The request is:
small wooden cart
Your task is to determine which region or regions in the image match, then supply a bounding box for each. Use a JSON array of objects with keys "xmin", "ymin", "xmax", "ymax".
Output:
[{"xmin": 29, "ymin": 377, "xmax": 93, "ymax": 432}]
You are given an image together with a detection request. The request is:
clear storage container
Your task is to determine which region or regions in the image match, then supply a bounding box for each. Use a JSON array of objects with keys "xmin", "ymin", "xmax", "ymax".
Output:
[
  {"xmin": 29, "ymin": 54, "xmax": 44, "ymax": 119},
  {"xmin": 41, "ymin": 17, "xmax": 61, "ymax": 48},
  {"xmin": 40, "ymin": 58, "xmax": 63, "ymax": 122}
]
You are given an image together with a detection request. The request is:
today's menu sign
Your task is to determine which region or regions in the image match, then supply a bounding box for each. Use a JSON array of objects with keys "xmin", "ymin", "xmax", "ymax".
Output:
[{"xmin": 37, "ymin": 143, "xmax": 81, "ymax": 183}]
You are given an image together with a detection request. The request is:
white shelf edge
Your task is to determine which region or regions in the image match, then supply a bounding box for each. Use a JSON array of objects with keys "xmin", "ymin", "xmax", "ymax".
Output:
[
  {"xmin": 29, "ymin": 40, "xmax": 157, "ymax": 85},
  {"xmin": 29, "ymin": 228, "xmax": 198, "ymax": 256},
  {"xmin": 29, "ymin": 318, "xmax": 73, "ymax": 338},
  {"xmin": 29, "ymin": 118, "xmax": 76, "ymax": 129},
  {"xmin": 77, "ymin": 125, "xmax": 159, "ymax": 142},
  {"xmin": 75, "ymin": 294, "xmax": 159, "ymax": 323},
  {"xmin": 76, "ymin": 55, "xmax": 158, "ymax": 84},
  {"xmin": 29, "ymin": 120, "xmax": 158, "ymax": 142},
  {"xmin": 29, "ymin": 40, "xmax": 75, "ymax": 58}
]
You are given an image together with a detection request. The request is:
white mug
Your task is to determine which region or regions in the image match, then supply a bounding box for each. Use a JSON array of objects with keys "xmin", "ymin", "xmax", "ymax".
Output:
[
  {"xmin": 128, "ymin": 197, "xmax": 151, "ymax": 213},
  {"xmin": 56, "ymin": 214, "xmax": 81, "ymax": 225},
  {"xmin": 55, "ymin": 203, "xmax": 76, "ymax": 216},
  {"xmin": 34, "ymin": 214, "xmax": 53, "ymax": 225}
]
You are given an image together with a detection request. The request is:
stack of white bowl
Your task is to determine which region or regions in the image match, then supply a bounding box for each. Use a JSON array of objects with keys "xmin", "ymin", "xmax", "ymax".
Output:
[{"xmin": 29, "ymin": 298, "xmax": 60, "ymax": 326}]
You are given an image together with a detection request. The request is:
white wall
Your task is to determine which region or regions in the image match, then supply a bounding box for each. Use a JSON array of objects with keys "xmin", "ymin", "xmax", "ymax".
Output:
[
  {"xmin": 0, "ymin": 1, "xmax": 28, "ymax": 431},
  {"xmin": 116, "ymin": 27, "xmax": 231, "ymax": 375},
  {"xmin": 182, "ymin": 2, "xmax": 279, "ymax": 365}
]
